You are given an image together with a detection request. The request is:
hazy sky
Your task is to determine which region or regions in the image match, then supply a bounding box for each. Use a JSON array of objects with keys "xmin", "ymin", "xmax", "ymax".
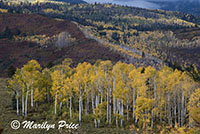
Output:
[{"xmin": 83, "ymin": 0, "xmax": 199, "ymax": 9}]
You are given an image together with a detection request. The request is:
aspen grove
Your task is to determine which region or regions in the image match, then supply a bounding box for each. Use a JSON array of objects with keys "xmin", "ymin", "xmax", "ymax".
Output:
[{"xmin": 8, "ymin": 59, "xmax": 200, "ymax": 130}]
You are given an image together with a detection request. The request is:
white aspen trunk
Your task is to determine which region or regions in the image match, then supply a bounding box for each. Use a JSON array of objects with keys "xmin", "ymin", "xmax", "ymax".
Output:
[
  {"xmin": 25, "ymin": 83, "xmax": 30, "ymax": 116},
  {"xmin": 59, "ymin": 101, "xmax": 62, "ymax": 110},
  {"xmin": 116, "ymin": 99, "xmax": 119, "ymax": 127},
  {"xmin": 184, "ymin": 96, "xmax": 187, "ymax": 126},
  {"xmin": 15, "ymin": 90, "xmax": 19, "ymax": 116},
  {"xmin": 16, "ymin": 97, "xmax": 19, "ymax": 115},
  {"xmin": 55, "ymin": 93, "xmax": 57, "ymax": 115},
  {"xmin": 151, "ymin": 111, "xmax": 154, "ymax": 128},
  {"xmin": 168, "ymin": 92, "xmax": 170, "ymax": 125},
  {"xmin": 132, "ymin": 88, "xmax": 135, "ymax": 120},
  {"xmin": 31, "ymin": 86, "xmax": 34, "ymax": 108},
  {"xmin": 174, "ymin": 94, "xmax": 177, "ymax": 127},
  {"xmin": 178, "ymin": 94, "xmax": 181, "ymax": 127},
  {"xmin": 113, "ymin": 96, "xmax": 116, "ymax": 114},
  {"xmin": 127, "ymin": 97, "xmax": 129, "ymax": 122},
  {"xmin": 79, "ymin": 95, "xmax": 82, "ymax": 123},
  {"xmin": 120, "ymin": 100, "xmax": 124, "ymax": 127},
  {"xmin": 92, "ymin": 94, "xmax": 97, "ymax": 128},
  {"xmin": 25, "ymin": 89, "xmax": 29, "ymax": 116},
  {"xmin": 109, "ymin": 88, "xmax": 112, "ymax": 125},
  {"xmin": 70, "ymin": 96, "xmax": 72, "ymax": 119},
  {"xmin": 181, "ymin": 92, "xmax": 184, "ymax": 127},
  {"xmin": 151, "ymin": 77, "xmax": 157, "ymax": 128},
  {"xmin": 113, "ymin": 78, "xmax": 116, "ymax": 115},
  {"xmin": 16, "ymin": 92, "xmax": 19, "ymax": 116},
  {"xmin": 85, "ymin": 84, "xmax": 89, "ymax": 115},
  {"xmin": 86, "ymin": 89, "xmax": 89, "ymax": 115},
  {"xmin": 101, "ymin": 88, "xmax": 103, "ymax": 104},
  {"xmin": 22, "ymin": 87, "xmax": 25, "ymax": 116},
  {"xmin": 96, "ymin": 93, "xmax": 100, "ymax": 127}
]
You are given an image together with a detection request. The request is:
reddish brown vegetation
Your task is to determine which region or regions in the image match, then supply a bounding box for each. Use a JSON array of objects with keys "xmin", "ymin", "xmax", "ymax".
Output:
[
  {"xmin": 0, "ymin": 13, "xmax": 85, "ymax": 39},
  {"xmin": 0, "ymin": 13, "xmax": 122, "ymax": 77}
]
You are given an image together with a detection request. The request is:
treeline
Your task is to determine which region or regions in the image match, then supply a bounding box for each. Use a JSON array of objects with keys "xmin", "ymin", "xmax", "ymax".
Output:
[
  {"xmin": 0, "ymin": 1, "xmax": 198, "ymax": 30},
  {"xmin": 8, "ymin": 59, "xmax": 200, "ymax": 133}
]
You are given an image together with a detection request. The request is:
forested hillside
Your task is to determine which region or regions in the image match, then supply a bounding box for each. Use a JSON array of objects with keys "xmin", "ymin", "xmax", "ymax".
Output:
[
  {"xmin": 157, "ymin": 0, "xmax": 200, "ymax": 17},
  {"xmin": 0, "ymin": 1, "xmax": 200, "ymax": 73}
]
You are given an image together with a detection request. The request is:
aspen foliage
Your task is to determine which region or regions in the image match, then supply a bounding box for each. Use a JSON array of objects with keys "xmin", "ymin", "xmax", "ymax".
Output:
[{"xmin": 8, "ymin": 59, "xmax": 199, "ymax": 132}]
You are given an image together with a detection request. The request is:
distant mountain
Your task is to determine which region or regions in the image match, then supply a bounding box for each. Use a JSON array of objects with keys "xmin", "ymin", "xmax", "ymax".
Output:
[{"xmin": 154, "ymin": 0, "xmax": 200, "ymax": 16}]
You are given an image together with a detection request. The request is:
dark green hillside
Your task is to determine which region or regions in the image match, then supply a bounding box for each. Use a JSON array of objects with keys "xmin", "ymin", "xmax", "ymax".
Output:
[{"xmin": 156, "ymin": 0, "xmax": 200, "ymax": 17}]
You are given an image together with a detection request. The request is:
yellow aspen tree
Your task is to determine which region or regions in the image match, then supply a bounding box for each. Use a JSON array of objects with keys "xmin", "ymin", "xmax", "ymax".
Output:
[
  {"xmin": 188, "ymin": 88, "xmax": 200, "ymax": 128},
  {"xmin": 8, "ymin": 69, "xmax": 23, "ymax": 116},
  {"xmin": 73, "ymin": 62, "xmax": 91, "ymax": 123},
  {"xmin": 51, "ymin": 70, "xmax": 64, "ymax": 115},
  {"xmin": 144, "ymin": 66, "xmax": 157, "ymax": 128},
  {"xmin": 20, "ymin": 60, "xmax": 41, "ymax": 116}
]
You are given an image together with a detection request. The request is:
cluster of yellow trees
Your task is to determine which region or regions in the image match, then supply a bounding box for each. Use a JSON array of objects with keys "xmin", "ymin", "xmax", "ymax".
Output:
[{"xmin": 8, "ymin": 59, "xmax": 200, "ymax": 131}]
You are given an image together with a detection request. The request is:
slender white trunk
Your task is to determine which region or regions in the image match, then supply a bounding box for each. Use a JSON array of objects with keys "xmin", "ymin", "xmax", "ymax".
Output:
[
  {"xmin": 116, "ymin": 99, "xmax": 119, "ymax": 127},
  {"xmin": 16, "ymin": 91, "xmax": 19, "ymax": 116},
  {"xmin": 109, "ymin": 88, "xmax": 112, "ymax": 125},
  {"xmin": 70, "ymin": 96, "xmax": 72, "ymax": 119},
  {"xmin": 113, "ymin": 78, "xmax": 116, "ymax": 115},
  {"xmin": 96, "ymin": 94, "xmax": 100, "ymax": 127},
  {"xmin": 101, "ymin": 88, "xmax": 103, "ymax": 104},
  {"xmin": 85, "ymin": 85, "xmax": 89, "ymax": 115},
  {"xmin": 178, "ymin": 94, "xmax": 181, "ymax": 127},
  {"xmin": 181, "ymin": 92, "xmax": 185, "ymax": 127},
  {"xmin": 31, "ymin": 86, "xmax": 34, "ymax": 108},
  {"xmin": 79, "ymin": 95, "xmax": 82, "ymax": 123},
  {"xmin": 174, "ymin": 94, "xmax": 177, "ymax": 127},
  {"xmin": 151, "ymin": 78, "xmax": 156, "ymax": 128},
  {"xmin": 22, "ymin": 87, "xmax": 25, "ymax": 116},
  {"xmin": 92, "ymin": 94, "xmax": 97, "ymax": 128},
  {"xmin": 120, "ymin": 100, "xmax": 124, "ymax": 127},
  {"xmin": 59, "ymin": 101, "xmax": 62, "ymax": 110},
  {"xmin": 132, "ymin": 88, "xmax": 135, "ymax": 120},
  {"xmin": 151, "ymin": 111, "xmax": 154, "ymax": 128},
  {"xmin": 55, "ymin": 93, "xmax": 57, "ymax": 115},
  {"xmin": 25, "ymin": 89, "xmax": 29, "ymax": 116}
]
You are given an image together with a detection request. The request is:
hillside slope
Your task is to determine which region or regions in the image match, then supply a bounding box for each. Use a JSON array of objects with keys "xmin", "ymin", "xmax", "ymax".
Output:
[
  {"xmin": 0, "ymin": 13, "xmax": 122, "ymax": 77},
  {"xmin": 156, "ymin": 0, "xmax": 200, "ymax": 17}
]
